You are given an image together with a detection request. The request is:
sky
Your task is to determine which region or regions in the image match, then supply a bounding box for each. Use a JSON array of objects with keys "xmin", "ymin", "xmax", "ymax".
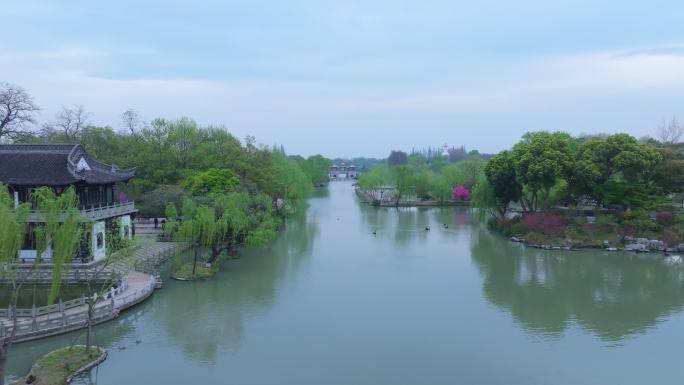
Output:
[{"xmin": 2, "ymin": 0, "xmax": 684, "ymax": 158}]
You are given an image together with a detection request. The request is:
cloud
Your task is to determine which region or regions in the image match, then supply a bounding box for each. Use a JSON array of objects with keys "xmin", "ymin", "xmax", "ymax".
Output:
[{"xmin": 1, "ymin": 44, "xmax": 684, "ymax": 156}]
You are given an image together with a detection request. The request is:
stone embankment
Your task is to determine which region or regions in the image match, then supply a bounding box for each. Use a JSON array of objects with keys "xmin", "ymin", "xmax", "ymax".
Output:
[
  {"xmin": 0, "ymin": 224, "xmax": 176, "ymax": 343},
  {"xmin": 510, "ymin": 236, "xmax": 684, "ymax": 260}
]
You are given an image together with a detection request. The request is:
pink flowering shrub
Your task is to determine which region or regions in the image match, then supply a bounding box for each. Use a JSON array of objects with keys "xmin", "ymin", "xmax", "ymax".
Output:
[
  {"xmin": 522, "ymin": 213, "xmax": 566, "ymax": 236},
  {"xmin": 656, "ymin": 211, "xmax": 675, "ymax": 227},
  {"xmin": 660, "ymin": 231, "xmax": 680, "ymax": 247},
  {"xmin": 452, "ymin": 185, "xmax": 471, "ymax": 201}
]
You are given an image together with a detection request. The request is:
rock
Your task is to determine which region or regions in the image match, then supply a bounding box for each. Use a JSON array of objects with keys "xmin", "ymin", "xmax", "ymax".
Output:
[
  {"xmin": 606, "ymin": 247, "xmax": 618, "ymax": 251},
  {"xmin": 626, "ymin": 243, "xmax": 647, "ymax": 252},
  {"xmin": 624, "ymin": 236, "xmax": 635, "ymax": 242},
  {"xmin": 510, "ymin": 236, "xmax": 523, "ymax": 242},
  {"xmin": 648, "ymin": 240, "xmax": 665, "ymax": 250},
  {"xmin": 602, "ymin": 240, "xmax": 610, "ymax": 246},
  {"xmin": 677, "ymin": 243, "xmax": 684, "ymax": 252},
  {"xmin": 636, "ymin": 238, "xmax": 649, "ymax": 245}
]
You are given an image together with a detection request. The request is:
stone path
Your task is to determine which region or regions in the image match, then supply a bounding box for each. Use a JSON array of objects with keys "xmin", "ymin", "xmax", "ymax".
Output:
[{"xmin": 0, "ymin": 228, "xmax": 177, "ymax": 343}]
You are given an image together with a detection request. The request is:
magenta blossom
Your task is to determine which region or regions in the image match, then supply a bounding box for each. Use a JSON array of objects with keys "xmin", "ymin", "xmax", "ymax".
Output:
[{"xmin": 452, "ymin": 185, "xmax": 471, "ymax": 201}]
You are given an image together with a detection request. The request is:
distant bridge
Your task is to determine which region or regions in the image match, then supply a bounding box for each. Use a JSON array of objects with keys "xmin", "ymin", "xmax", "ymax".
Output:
[{"xmin": 329, "ymin": 163, "xmax": 359, "ymax": 179}]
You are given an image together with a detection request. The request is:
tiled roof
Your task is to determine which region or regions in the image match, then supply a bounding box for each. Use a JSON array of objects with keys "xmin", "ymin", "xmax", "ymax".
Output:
[{"xmin": 0, "ymin": 144, "xmax": 135, "ymax": 186}]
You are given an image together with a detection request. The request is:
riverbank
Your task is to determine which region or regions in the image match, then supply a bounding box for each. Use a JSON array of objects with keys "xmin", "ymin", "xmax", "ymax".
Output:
[
  {"xmin": 10, "ymin": 345, "xmax": 106, "ymax": 385},
  {"xmin": 490, "ymin": 210, "xmax": 684, "ymax": 254},
  {"xmin": 0, "ymin": 226, "xmax": 175, "ymax": 343},
  {"xmin": 355, "ymin": 188, "xmax": 470, "ymax": 207},
  {"xmin": 172, "ymin": 261, "xmax": 218, "ymax": 281},
  {"xmin": 8, "ymin": 181, "xmax": 684, "ymax": 385}
]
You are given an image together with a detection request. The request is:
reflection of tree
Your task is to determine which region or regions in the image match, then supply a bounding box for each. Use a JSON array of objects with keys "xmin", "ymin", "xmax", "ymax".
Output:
[
  {"xmin": 154, "ymin": 209, "xmax": 318, "ymax": 364},
  {"xmin": 358, "ymin": 206, "xmax": 434, "ymax": 245},
  {"xmin": 471, "ymin": 227, "xmax": 684, "ymax": 342}
]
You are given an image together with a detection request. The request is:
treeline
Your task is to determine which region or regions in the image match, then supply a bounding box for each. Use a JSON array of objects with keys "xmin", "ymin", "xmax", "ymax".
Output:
[
  {"xmin": 473, "ymin": 132, "xmax": 684, "ymax": 248},
  {"xmin": 331, "ymin": 157, "xmax": 383, "ymax": 171},
  {"xmin": 407, "ymin": 145, "xmax": 491, "ymax": 164},
  {"xmin": 358, "ymin": 149, "xmax": 486, "ymax": 205},
  {"xmin": 474, "ymin": 132, "xmax": 684, "ymax": 217},
  {"xmin": 15, "ymin": 117, "xmax": 331, "ymax": 216}
]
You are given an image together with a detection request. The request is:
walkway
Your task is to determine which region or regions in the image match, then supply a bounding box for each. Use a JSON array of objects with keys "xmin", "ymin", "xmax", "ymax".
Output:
[{"xmin": 0, "ymin": 226, "xmax": 176, "ymax": 343}]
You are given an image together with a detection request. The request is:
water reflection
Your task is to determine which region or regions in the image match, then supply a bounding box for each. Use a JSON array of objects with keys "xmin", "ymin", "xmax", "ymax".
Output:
[
  {"xmin": 152, "ymin": 207, "xmax": 320, "ymax": 364},
  {"xmin": 470, "ymin": 227, "xmax": 684, "ymax": 342},
  {"xmin": 5, "ymin": 304, "xmax": 144, "ymax": 383}
]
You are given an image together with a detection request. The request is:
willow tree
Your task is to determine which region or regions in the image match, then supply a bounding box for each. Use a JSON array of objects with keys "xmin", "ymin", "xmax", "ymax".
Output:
[
  {"xmin": 0, "ymin": 185, "xmax": 81, "ymax": 384},
  {"xmin": 32, "ymin": 187, "xmax": 82, "ymax": 303},
  {"xmin": 173, "ymin": 192, "xmax": 280, "ymax": 279},
  {"xmin": 0, "ymin": 185, "xmax": 29, "ymax": 385}
]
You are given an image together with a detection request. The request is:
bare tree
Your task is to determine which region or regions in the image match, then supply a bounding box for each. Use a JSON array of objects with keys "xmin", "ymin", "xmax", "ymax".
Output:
[
  {"xmin": 54, "ymin": 104, "xmax": 91, "ymax": 142},
  {"xmin": 120, "ymin": 109, "xmax": 142, "ymax": 135},
  {"xmin": 0, "ymin": 82, "xmax": 40, "ymax": 142},
  {"xmin": 658, "ymin": 117, "xmax": 684, "ymax": 145}
]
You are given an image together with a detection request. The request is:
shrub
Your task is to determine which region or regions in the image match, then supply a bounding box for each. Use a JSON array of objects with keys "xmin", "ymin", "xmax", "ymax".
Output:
[
  {"xmin": 522, "ymin": 213, "xmax": 566, "ymax": 236},
  {"xmin": 452, "ymin": 185, "xmax": 471, "ymax": 201},
  {"xmin": 525, "ymin": 232, "xmax": 547, "ymax": 245},
  {"xmin": 621, "ymin": 210, "xmax": 658, "ymax": 232},
  {"xmin": 661, "ymin": 231, "xmax": 681, "ymax": 247},
  {"xmin": 509, "ymin": 222, "xmax": 527, "ymax": 236},
  {"xmin": 656, "ymin": 211, "xmax": 676, "ymax": 227},
  {"xmin": 487, "ymin": 217, "xmax": 526, "ymax": 237},
  {"xmin": 618, "ymin": 226, "xmax": 638, "ymax": 239}
]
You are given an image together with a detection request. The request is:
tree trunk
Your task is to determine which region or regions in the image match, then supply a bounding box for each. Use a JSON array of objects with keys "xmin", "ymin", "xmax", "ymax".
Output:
[
  {"xmin": 0, "ymin": 342, "xmax": 8, "ymax": 385},
  {"xmin": 192, "ymin": 250, "xmax": 198, "ymax": 278},
  {"xmin": 86, "ymin": 302, "xmax": 94, "ymax": 354},
  {"xmin": 208, "ymin": 246, "xmax": 224, "ymax": 264}
]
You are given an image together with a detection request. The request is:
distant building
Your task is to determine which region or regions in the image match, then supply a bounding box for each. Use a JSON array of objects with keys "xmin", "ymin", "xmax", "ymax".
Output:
[
  {"xmin": 329, "ymin": 163, "xmax": 358, "ymax": 179},
  {"xmin": 0, "ymin": 144, "xmax": 137, "ymax": 263}
]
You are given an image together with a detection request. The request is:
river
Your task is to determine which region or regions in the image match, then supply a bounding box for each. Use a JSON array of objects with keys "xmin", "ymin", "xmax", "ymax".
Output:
[{"xmin": 6, "ymin": 181, "xmax": 684, "ymax": 384}]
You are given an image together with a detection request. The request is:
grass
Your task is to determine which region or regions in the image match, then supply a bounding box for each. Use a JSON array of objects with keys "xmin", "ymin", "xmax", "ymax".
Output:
[
  {"xmin": 11, "ymin": 345, "xmax": 106, "ymax": 385},
  {"xmin": 172, "ymin": 261, "xmax": 219, "ymax": 281}
]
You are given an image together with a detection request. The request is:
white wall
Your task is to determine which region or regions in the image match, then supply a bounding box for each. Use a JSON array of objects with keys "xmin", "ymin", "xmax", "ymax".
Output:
[
  {"xmin": 120, "ymin": 215, "xmax": 132, "ymax": 239},
  {"xmin": 92, "ymin": 221, "xmax": 106, "ymax": 261},
  {"xmin": 18, "ymin": 248, "xmax": 52, "ymax": 262}
]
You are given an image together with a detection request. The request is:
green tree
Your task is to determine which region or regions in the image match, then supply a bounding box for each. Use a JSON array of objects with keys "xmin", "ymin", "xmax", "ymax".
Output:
[
  {"xmin": 300, "ymin": 155, "xmax": 332, "ymax": 185},
  {"xmin": 413, "ymin": 171, "xmax": 432, "ymax": 200},
  {"xmin": 512, "ymin": 131, "xmax": 573, "ymax": 211},
  {"xmin": 173, "ymin": 192, "xmax": 281, "ymax": 279},
  {"xmin": 392, "ymin": 166, "xmax": 414, "ymax": 206},
  {"xmin": 432, "ymin": 178, "xmax": 453, "ymax": 203},
  {"xmin": 572, "ymin": 133, "xmax": 663, "ymax": 206},
  {"xmin": 484, "ymin": 151, "xmax": 522, "ymax": 217},
  {"xmin": 0, "ymin": 186, "xmax": 29, "ymax": 384},
  {"xmin": 0, "ymin": 186, "xmax": 82, "ymax": 383},
  {"xmin": 183, "ymin": 168, "xmax": 240, "ymax": 196},
  {"xmin": 387, "ymin": 150, "xmax": 408, "ymax": 166}
]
